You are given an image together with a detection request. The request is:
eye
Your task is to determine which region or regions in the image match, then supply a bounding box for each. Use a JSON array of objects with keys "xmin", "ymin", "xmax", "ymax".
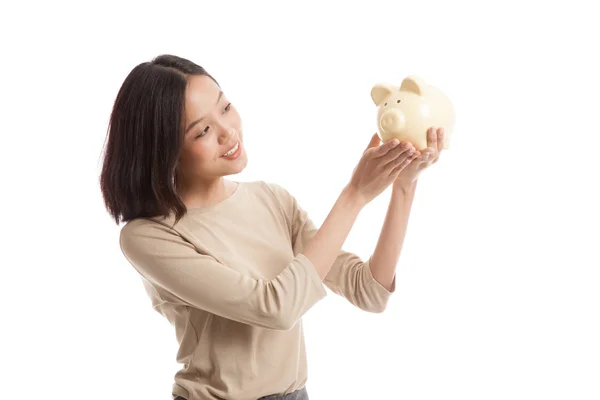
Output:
[
  {"xmin": 195, "ymin": 103, "xmax": 232, "ymax": 139},
  {"xmin": 384, "ymin": 102, "xmax": 387, "ymax": 106},
  {"xmin": 196, "ymin": 126, "xmax": 209, "ymax": 139},
  {"xmin": 397, "ymin": 100, "xmax": 401, "ymax": 103}
]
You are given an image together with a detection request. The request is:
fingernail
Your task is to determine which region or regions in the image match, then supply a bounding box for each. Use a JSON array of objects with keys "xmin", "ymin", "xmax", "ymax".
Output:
[{"xmin": 392, "ymin": 139, "xmax": 399, "ymax": 145}]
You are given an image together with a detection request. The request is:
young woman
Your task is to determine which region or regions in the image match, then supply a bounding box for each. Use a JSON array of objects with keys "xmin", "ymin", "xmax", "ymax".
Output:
[{"xmin": 99, "ymin": 54, "xmax": 443, "ymax": 400}]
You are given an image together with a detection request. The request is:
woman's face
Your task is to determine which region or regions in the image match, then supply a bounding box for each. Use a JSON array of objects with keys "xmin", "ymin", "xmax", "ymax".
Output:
[{"xmin": 178, "ymin": 74, "xmax": 247, "ymax": 186}]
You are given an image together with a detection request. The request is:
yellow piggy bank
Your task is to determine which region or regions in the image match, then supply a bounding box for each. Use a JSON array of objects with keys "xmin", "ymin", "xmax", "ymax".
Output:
[{"xmin": 371, "ymin": 75, "xmax": 455, "ymax": 151}]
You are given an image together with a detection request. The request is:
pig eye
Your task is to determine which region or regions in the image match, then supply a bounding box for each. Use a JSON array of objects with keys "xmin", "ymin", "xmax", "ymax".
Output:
[
  {"xmin": 397, "ymin": 100, "xmax": 401, "ymax": 103},
  {"xmin": 384, "ymin": 102, "xmax": 387, "ymax": 106}
]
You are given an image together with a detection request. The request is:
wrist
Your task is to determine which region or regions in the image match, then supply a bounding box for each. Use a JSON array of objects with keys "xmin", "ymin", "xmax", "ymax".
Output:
[
  {"xmin": 393, "ymin": 179, "xmax": 418, "ymax": 195},
  {"xmin": 341, "ymin": 184, "xmax": 367, "ymax": 212}
]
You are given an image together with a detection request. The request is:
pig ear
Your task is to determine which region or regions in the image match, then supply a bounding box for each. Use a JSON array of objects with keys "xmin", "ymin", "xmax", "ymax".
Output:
[
  {"xmin": 370, "ymin": 84, "xmax": 395, "ymax": 106},
  {"xmin": 400, "ymin": 75, "xmax": 425, "ymax": 96}
]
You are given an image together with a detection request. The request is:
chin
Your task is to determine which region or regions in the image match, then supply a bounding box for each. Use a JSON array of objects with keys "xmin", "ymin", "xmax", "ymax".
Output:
[
  {"xmin": 236, "ymin": 155, "xmax": 249, "ymax": 173},
  {"xmin": 226, "ymin": 156, "xmax": 248, "ymax": 176}
]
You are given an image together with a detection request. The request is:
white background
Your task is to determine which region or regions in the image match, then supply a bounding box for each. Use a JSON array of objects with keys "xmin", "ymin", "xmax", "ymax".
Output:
[{"xmin": 2, "ymin": 1, "xmax": 599, "ymax": 399}]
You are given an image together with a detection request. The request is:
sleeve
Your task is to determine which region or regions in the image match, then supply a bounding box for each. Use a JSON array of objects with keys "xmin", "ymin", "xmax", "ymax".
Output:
[
  {"xmin": 266, "ymin": 182, "xmax": 396, "ymax": 314},
  {"xmin": 119, "ymin": 219, "xmax": 328, "ymax": 331}
]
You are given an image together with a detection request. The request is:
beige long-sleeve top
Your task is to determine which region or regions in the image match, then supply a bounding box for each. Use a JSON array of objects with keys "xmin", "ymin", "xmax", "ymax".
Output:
[{"xmin": 119, "ymin": 181, "xmax": 396, "ymax": 400}]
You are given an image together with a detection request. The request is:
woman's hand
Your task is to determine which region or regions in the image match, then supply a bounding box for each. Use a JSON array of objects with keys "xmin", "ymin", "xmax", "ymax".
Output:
[
  {"xmin": 346, "ymin": 133, "xmax": 415, "ymax": 207},
  {"xmin": 394, "ymin": 127, "xmax": 445, "ymax": 191}
]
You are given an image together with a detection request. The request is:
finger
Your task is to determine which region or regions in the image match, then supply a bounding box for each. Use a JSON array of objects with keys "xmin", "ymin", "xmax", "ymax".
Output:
[
  {"xmin": 380, "ymin": 141, "xmax": 412, "ymax": 164},
  {"xmin": 427, "ymin": 127, "xmax": 439, "ymax": 155},
  {"xmin": 427, "ymin": 128, "xmax": 442, "ymax": 165},
  {"xmin": 436, "ymin": 127, "xmax": 444, "ymax": 153},
  {"xmin": 418, "ymin": 148, "xmax": 436, "ymax": 167},
  {"xmin": 364, "ymin": 133, "xmax": 381, "ymax": 154},
  {"xmin": 389, "ymin": 154, "xmax": 416, "ymax": 175},
  {"xmin": 385, "ymin": 147, "xmax": 416, "ymax": 172},
  {"xmin": 372, "ymin": 138, "xmax": 400, "ymax": 158}
]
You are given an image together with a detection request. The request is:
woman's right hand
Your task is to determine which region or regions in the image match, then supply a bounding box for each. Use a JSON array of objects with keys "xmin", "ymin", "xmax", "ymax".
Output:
[{"xmin": 346, "ymin": 133, "xmax": 416, "ymax": 207}]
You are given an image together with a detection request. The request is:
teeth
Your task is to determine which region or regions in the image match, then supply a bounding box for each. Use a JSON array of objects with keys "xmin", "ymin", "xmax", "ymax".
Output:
[{"xmin": 222, "ymin": 142, "xmax": 239, "ymax": 157}]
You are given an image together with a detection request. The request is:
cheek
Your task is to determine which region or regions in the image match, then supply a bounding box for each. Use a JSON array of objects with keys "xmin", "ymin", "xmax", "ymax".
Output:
[
  {"xmin": 182, "ymin": 141, "xmax": 212, "ymax": 165},
  {"xmin": 193, "ymin": 142, "xmax": 217, "ymax": 163},
  {"xmin": 231, "ymin": 109, "xmax": 242, "ymax": 129}
]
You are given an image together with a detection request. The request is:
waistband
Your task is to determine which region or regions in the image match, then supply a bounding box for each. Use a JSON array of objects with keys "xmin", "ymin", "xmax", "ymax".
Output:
[
  {"xmin": 258, "ymin": 386, "xmax": 308, "ymax": 400},
  {"xmin": 174, "ymin": 385, "xmax": 309, "ymax": 400}
]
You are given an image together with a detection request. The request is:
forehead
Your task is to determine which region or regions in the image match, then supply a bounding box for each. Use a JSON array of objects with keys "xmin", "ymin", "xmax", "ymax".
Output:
[{"xmin": 185, "ymin": 75, "xmax": 221, "ymax": 114}]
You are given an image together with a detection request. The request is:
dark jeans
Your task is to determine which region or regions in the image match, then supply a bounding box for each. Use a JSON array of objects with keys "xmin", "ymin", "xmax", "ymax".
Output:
[{"xmin": 175, "ymin": 386, "xmax": 309, "ymax": 400}]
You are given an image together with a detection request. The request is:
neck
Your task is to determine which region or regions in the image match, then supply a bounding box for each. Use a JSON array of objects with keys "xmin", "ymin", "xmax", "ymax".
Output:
[{"xmin": 179, "ymin": 177, "xmax": 236, "ymax": 209}]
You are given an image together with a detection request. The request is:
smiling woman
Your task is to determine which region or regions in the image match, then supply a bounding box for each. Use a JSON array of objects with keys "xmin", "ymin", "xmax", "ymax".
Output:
[
  {"xmin": 98, "ymin": 54, "xmax": 430, "ymax": 400},
  {"xmin": 176, "ymin": 74, "xmax": 249, "ymax": 209},
  {"xmin": 99, "ymin": 55, "xmax": 248, "ymax": 223}
]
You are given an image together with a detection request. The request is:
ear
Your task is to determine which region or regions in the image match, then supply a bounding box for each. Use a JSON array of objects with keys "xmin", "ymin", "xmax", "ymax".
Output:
[
  {"xmin": 370, "ymin": 84, "xmax": 395, "ymax": 106},
  {"xmin": 400, "ymin": 75, "xmax": 426, "ymax": 96}
]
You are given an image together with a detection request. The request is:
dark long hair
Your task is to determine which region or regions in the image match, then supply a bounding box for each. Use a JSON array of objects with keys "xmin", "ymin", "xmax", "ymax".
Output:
[{"xmin": 99, "ymin": 54, "xmax": 218, "ymax": 225}]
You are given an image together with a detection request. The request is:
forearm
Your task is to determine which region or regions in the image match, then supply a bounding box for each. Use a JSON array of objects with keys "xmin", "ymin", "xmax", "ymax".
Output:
[
  {"xmin": 303, "ymin": 185, "xmax": 365, "ymax": 280},
  {"xmin": 370, "ymin": 181, "xmax": 418, "ymax": 290}
]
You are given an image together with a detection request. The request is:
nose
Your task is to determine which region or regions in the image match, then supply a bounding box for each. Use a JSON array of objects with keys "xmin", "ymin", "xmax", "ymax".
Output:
[
  {"xmin": 218, "ymin": 126, "xmax": 236, "ymax": 145},
  {"xmin": 380, "ymin": 109, "xmax": 405, "ymax": 133}
]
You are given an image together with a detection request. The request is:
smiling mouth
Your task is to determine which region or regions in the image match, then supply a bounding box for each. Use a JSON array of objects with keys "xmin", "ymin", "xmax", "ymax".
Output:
[{"xmin": 221, "ymin": 141, "xmax": 239, "ymax": 157}]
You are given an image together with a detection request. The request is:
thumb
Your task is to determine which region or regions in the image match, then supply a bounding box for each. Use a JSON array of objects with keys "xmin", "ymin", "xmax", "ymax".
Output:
[{"xmin": 364, "ymin": 133, "xmax": 381, "ymax": 153}]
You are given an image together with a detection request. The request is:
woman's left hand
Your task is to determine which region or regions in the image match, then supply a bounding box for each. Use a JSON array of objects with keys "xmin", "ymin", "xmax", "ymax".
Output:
[{"xmin": 394, "ymin": 127, "xmax": 444, "ymax": 191}]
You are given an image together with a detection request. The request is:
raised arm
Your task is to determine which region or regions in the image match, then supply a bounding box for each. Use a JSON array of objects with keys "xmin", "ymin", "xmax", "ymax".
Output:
[
  {"xmin": 267, "ymin": 182, "xmax": 396, "ymax": 314},
  {"xmin": 274, "ymin": 135, "xmax": 413, "ymax": 285}
]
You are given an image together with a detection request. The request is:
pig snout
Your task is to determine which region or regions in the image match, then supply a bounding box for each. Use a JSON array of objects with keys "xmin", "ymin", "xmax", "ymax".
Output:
[{"xmin": 380, "ymin": 109, "xmax": 405, "ymax": 133}]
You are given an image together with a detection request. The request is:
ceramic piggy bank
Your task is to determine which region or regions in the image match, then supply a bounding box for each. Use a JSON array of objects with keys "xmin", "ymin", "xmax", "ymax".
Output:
[{"xmin": 371, "ymin": 75, "xmax": 455, "ymax": 151}]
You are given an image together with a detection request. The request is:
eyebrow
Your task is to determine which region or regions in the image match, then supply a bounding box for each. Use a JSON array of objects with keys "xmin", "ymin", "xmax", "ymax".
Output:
[{"xmin": 184, "ymin": 91, "xmax": 224, "ymax": 135}]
